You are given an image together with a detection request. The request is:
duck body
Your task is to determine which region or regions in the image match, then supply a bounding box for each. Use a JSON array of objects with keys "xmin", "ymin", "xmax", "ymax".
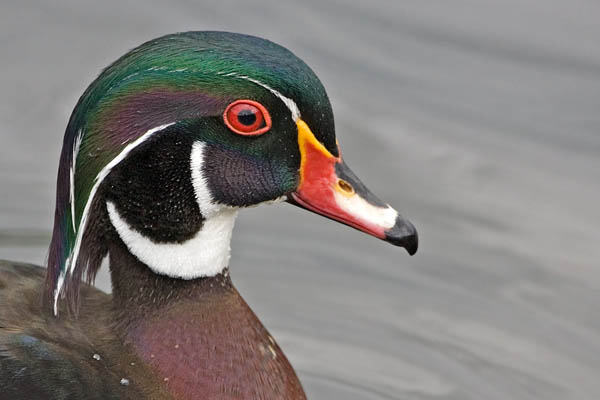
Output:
[
  {"xmin": 1, "ymin": 249, "xmax": 304, "ymax": 399},
  {"xmin": 0, "ymin": 261, "xmax": 151, "ymax": 400},
  {"xmin": 1, "ymin": 31, "xmax": 417, "ymax": 399}
]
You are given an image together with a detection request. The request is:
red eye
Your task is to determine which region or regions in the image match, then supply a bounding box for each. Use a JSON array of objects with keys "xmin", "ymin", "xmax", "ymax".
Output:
[{"xmin": 224, "ymin": 100, "xmax": 272, "ymax": 136}]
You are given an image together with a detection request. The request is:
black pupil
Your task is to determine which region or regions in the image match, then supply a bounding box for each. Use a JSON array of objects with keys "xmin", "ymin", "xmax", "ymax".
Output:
[{"xmin": 237, "ymin": 108, "xmax": 257, "ymax": 126}]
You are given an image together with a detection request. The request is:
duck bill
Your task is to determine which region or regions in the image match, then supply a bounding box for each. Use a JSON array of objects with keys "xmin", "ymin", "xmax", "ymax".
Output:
[{"xmin": 288, "ymin": 120, "xmax": 418, "ymax": 255}]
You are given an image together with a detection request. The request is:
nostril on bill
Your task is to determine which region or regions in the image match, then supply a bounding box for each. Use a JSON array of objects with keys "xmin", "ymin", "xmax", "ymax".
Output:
[{"xmin": 337, "ymin": 179, "xmax": 355, "ymax": 195}]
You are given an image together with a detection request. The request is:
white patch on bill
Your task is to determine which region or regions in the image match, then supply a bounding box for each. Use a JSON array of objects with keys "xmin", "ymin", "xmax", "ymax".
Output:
[{"xmin": 333, "ymin": 191, "xmax": 398, "ymax": 230}]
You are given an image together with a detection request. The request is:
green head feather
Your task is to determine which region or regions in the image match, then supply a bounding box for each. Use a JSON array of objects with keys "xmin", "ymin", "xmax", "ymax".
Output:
[{"xmin": 46, "ymin": 31, "xmax": 336, "ymax": 314}]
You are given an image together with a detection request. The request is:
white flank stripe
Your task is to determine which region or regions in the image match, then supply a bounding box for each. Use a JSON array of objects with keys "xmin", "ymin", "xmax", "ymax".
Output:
[{"xmin": 53, "ymin": 122, "xmax": 175, "ymax": 315}]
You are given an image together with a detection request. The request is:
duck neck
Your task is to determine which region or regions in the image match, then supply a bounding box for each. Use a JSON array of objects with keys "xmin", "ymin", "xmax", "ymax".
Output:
[
  {"xmin": 106, "ymin": 233, "xmax": 306, "ymax": 400},
  {"xmin": 105, "ymin": 204, "xmax": 239, "ymax": 326},
  {"xmin": 107, "ymin": 236, "xmax": 234, "ymax": 331}
]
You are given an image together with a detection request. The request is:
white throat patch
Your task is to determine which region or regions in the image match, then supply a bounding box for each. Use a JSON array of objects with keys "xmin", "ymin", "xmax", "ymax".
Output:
[
  {"xmin": 107, "ymin": 201, "xmax": 237, "ymax": 279},
  {"xmin": 106, "ymin": 139, "xmax": 238, "ymax": 279}
]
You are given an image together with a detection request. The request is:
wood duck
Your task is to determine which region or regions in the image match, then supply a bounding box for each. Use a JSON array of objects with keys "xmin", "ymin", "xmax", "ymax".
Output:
[{"xmin": 0, "ymin": 31, "xmax": 417, "ymax": 399}]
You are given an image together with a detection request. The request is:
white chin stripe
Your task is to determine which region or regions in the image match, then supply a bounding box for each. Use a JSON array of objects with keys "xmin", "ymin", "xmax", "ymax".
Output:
[
  {"xmin": 106, "ymin": 201, "xmax": 237, "ymax": 279},
  {"xmin": 333, "ymin": 191, "xmax": 398, "ymax": 230}
]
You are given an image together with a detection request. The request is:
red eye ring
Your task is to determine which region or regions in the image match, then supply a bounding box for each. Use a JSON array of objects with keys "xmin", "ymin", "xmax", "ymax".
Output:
[{"xmin": 223, "ymin": 100, "xmax": 272, "ymax": 136}]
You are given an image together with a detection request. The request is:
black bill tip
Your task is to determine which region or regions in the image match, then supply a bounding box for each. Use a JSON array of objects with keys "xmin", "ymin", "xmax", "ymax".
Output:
[{"xmin": 385, "ymin": 216, "xmax": 419, "ymax": 255}]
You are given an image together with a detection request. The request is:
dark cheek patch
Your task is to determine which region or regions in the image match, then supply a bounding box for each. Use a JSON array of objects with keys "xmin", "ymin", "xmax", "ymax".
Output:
[
  {"xmin": 202, "ymin": 144, "xmax": 288, "ymax": 207},
  {"xmin": 104, "ymin": 133, "xmax": 203, "ymax": 243}
]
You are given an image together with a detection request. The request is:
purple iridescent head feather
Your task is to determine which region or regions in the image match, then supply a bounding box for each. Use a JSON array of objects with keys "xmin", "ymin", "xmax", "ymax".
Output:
[{"xmin": 46, "ymin": 31, "xmax": 333, "ymax": 314}]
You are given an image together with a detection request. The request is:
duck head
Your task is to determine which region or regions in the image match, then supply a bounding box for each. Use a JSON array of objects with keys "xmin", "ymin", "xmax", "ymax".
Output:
[{"xmin": 46, "ymin": 32, "xmax": 417, "ymax": 314}]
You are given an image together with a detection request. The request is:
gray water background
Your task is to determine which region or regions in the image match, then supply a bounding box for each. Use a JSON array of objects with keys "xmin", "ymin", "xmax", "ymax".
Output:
[{"xmin": 1, "ymin": 1, "xmax": 599, "ymax": 399}]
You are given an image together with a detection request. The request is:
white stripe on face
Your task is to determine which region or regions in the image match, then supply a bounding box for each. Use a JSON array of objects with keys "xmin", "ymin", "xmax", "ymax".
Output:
[
  {"xmin": 190, "ymin": 141, "xmax": 228, "ymax": 218},
  {"xmin": 104, "ymin": 140, "xmax": 240, "ymax": 281},
  {"xmin": 218, "ymin": 72, "xmax": 301, "ymax": 122},
  {"xmin": 69, "ymin": 130, "xmax": 83, "ymax": 232},
  {"xmin": 54, "ymin": 122, "xmax": 175, "ymax": 315}
]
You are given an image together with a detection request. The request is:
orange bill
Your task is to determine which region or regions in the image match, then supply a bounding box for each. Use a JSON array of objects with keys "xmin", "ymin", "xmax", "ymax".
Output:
[{"xmin": 288, "ymin": 120, "xmax": 418, "ymax": 255}]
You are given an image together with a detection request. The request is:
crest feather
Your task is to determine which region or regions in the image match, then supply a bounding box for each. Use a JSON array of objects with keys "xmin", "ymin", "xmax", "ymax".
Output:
[{"xmin": 45, "ymin": 31, "xmax": 331, "ymax": 315}]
